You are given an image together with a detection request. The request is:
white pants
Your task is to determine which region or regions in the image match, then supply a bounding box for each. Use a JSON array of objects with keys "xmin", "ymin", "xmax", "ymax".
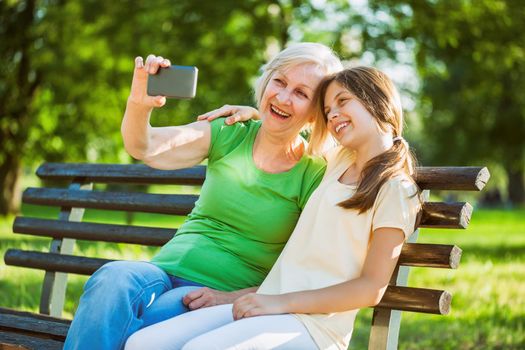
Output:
[{"xmin": 125, "ymin": 304, "xmax": 318, "ymax": 350}]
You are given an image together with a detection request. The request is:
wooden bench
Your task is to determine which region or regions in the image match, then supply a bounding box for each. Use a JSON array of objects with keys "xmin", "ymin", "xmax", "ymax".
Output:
[{"xmin": 0, "ymin": 162, "xmax": 490, "ymax": 350}]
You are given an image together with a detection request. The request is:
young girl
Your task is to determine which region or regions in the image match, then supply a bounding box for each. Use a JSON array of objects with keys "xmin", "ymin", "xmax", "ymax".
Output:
[{"xmin": 125, "ymin": 67, "xmax": 421, "ymax": 350}]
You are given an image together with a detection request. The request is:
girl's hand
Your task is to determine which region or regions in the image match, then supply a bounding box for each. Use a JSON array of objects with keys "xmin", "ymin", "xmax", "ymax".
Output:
[
  {"xmin": 232, "ymin": 293, "xmax": 290, "ymax": 320},
  {"xmin": 197, "ymin": 105, "xmax": 259, "ymax": 125},
  {"xmin": 128, "ymin": 54, "xmax": 171, "ymax": 109}
]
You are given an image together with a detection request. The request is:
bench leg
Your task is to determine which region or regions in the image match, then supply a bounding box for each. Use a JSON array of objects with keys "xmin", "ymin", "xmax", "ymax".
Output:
[
  {"xmin": 40, "ymin": 182, "xmax": 92, "ymax": 317},
  {"xmin": 368, "ymin": 224, "xmax": 422, "ymax": 350},
  {"xmin": 368, "ymin": 308, "xmax": 402, "ymax": 350}
]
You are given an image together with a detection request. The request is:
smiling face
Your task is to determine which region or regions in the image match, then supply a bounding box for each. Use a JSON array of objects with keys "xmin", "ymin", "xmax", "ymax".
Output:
[
  {"xmin": 323, "ymin": 81, "xmax": 386, "ymax": 151},
  {"xmin": 259, "ymin": 63, "xmax": 325, "ymax": 139}
]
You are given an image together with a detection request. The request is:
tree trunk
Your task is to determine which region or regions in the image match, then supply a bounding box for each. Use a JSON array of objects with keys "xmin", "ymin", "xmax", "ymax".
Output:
[
  {"xmin": 0, "ymin": 155, "xmax": 22, "ymax": 215},
  {"xmin": 0, "ymin": 0, "xmax": 37, "ymax": 216},
  {"xmin": 506, "ymin": 165, "xmax": 525, "ymax": 206}
]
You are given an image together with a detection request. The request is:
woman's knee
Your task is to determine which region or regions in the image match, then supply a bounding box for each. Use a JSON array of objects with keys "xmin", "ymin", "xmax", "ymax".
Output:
[
  {"xmin": 86, "ymin": 261, "xmax": 169, "ymax": 292},
  {"xmin": 141, "ymin": 286, "xmax": 201, "ymax": 327}
]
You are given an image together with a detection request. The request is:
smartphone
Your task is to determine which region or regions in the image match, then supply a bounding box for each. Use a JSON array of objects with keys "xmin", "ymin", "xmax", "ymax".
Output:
[{"xmin": 147, "ymin": 65, "xmax": 198, "ymax": 99}]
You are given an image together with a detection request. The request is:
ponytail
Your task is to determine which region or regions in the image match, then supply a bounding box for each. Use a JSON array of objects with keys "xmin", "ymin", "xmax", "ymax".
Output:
[{"xmin": 338, "ymin": 138, "xmax": 417, "ymax": 213}]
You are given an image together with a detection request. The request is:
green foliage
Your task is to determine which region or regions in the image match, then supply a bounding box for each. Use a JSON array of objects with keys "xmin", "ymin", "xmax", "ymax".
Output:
[
  {"xmin": 1, "ymin": 0, "xmax": 358, "ymax": 214},
  {"xmin": 5, "ymin": 0, "xmax": 347, "ymax": 167},
  {"xmin": 364, "ymin": 0, "xmax": 525, "ymax": 203},
  {"xmin": 19, "ymin": 0, "xmax": 280, "ymax": 164}
]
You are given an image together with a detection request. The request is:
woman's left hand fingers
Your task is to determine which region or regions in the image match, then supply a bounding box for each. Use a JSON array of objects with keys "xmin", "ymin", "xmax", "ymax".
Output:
[
  {"xmin": 225, "ymin": 112, "xmax": 243, "ymax": 125},
  {"xmin": 197, "ymin": 105, "xmax": 235, "ymax": 121},
  {"xmin": 185, "ymin": 287, "xmax": 227, "ymax": 310}
]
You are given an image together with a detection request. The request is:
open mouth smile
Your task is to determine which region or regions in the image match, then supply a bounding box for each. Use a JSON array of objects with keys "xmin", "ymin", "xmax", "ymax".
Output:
[
  {"xmin": 335, "ymin": 121, "xmax": 351, "ymax": 134},
  {"xmin": 270, "ymin": 104, "xmax": 291, "ymax": 119}
]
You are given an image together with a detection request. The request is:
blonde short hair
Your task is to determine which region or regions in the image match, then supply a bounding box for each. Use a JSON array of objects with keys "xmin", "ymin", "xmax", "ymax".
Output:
[{"xmin": 253, "ymin": 43, "xmax": 343, "ymax": 108}]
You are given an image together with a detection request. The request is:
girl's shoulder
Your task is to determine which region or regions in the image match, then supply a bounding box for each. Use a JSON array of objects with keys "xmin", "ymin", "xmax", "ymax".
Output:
[
  {"xmin": 380, "ymin": 174, "xmax": 419, "ymax": 199},
  {"xmin": 375, "ymin": 174, "xmax": 421, "ymax": 214},
  {"xmin": 372, "ymin": 174, "xmax": 422, "ymax": 239}
]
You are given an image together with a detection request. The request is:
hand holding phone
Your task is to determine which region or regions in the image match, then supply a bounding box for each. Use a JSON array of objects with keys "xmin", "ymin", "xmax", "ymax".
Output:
[{"xmin": 147, "ymin": 65, "xmax": 198, "ymax": 99}]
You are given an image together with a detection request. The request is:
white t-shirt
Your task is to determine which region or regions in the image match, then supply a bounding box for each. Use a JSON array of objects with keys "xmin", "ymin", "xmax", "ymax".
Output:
[{"xmin": 257, "ymin": 145, "xmax": 421, "ymax": 350}]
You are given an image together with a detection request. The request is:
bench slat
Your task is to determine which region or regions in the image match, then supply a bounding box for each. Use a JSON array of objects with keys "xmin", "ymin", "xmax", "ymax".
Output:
[
  {"xmin": 0, "ymin": 332, "xmax": 64, "ymax": 350},
  {"xmin": 0, "ymin": 310, "xmax": 69, "ymax": 339},
  {"xmin": 22, "ymin": 188, "xmax": 198, "ymax": 215},
  {"xmin": 4, "ymin": 250, "xmax": 112, "ymax": 276},
  {"xmin": 0, "ymin": 308, "xmax": 69, "ymax": 325},
  {"xmin": 400, "ymin": 243, "xmax": 462, "ymax": 269},
  {"xmin": 415, "ymin": 166, "xmax": 489, "ymax": 191},
  {"xmin": 22, "ymin": 188, "xmax": 472, "ymax": 228},
  {"xmin": 4, "ymin": 250, "xmax": 450, "ymax": 314},
  {"xmin": 13, "ymin": 217, "xmax": 175, "ymax": 246},
  {"xmin": 419, "ymin": 202, "xmax": 472, "ymax": 229},
  {"xmin": 36, "ymin": 163, "xmax": 489, "ymax": 191},
  {"xmin": 378, "ymin": 286, "xmax": 451, "ymax": 315},
  {"xmin": 37, "ymin": 163, "xmax": 206, "ymax": 185},
  {"xmin": 11, "ymin": 222, "xmax": 462, "ymax": 268}
]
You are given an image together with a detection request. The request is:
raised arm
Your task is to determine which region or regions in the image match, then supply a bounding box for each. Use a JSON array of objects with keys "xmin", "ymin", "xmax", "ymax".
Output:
[
  {"xmin": 121, "ymin": 55, "xmax": 211, "ymax": 170},
  {"xmin": 232, "ymin": 227, "xmax": 405, "ymax": 319}
]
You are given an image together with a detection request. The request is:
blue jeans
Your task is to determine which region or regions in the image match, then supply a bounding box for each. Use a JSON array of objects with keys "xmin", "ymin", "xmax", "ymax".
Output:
[{"xmin": 63, "ymin": 261, "xmax": 204, "ymax": 350}]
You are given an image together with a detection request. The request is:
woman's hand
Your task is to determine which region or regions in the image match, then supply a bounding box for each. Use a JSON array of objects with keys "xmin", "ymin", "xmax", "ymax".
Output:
[
  {"xmin": 197, "ymin": 105, "xmax": 259, "ymax": 125},
  {"xmin": 232, "ymin": 293, "xmax": 290, "ymax": 320},
  {"xmin": 128, "ymin": 55, "xmax": 171, "ymax": 109}
]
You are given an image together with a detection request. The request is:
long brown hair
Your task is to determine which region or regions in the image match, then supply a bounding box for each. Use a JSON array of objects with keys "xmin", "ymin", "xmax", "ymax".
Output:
[{"xmin": 311, "ymin": 67, "xmax": 418, "ymax": 213}]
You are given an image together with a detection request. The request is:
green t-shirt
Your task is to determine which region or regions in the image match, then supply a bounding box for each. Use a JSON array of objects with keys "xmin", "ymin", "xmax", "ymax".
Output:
[{"xmin": 151, "ymin": 119, "xmax": 326, "ymax": 291}]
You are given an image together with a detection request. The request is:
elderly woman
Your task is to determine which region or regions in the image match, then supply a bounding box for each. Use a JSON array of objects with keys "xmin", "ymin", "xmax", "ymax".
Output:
[{"xmin": 63, "ymin": 43, "xmax": 342, "ymax": 350}]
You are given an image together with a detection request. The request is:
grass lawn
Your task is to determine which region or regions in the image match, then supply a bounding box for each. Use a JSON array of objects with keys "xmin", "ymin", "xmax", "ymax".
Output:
[{"xmin": 1, "ymin": 203, "xmax": 524, "ymax": 349}]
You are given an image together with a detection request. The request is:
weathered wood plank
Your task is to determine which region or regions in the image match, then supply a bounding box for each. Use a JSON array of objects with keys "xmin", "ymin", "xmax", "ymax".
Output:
[
  {"xmin": 4, "ymin": 250, "xmax": 112, "ymax": 275},
  {"xmin": 22, "ymin": 188, "xmax": 473, "ymax": 228},
  {"xmin": 0, "ymin": 342, "xmax": 30, "ymax": 350},
  {"xmin": 419, "ymin": 202, "xmax": 473, "ymax": 229},
  {"xmin": 399, "ymin": 243, "xmax": 462, "ymax": 269},
  {"xmin": 37, "ymin": 163, "xmax": 206, "ymax": 185},
  {"xmin": 36, "ymin": 163, "xmax": 489, "ymax": 191},
  {"xmin": 22, "ymin": 188, "xmax": 198, "ymax": 215},
  {"xmin": 377, "ymin": 286, "xmax": 451, "ymax": 315},
  {"xmin": 0, "ymin": 332, "xmax": 63, "ymax": 350},
  {"xmin": 0, "ymin": 312, "xmax": 69, "ymax": 339},
  {"xmin": 13, "ymin": 217, "xmax": 175, "ymax": 246},
  {"xmin": 0, "ymin": 309, "xmax": 70, "ymax": 325},
  {"xmin": 414, "ymin": 166, "xmax": 490, "ymax": 191}
]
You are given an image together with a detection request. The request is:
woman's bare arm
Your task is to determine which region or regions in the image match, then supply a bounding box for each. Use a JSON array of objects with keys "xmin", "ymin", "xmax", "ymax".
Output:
[{"xmin": 121, "ymin": 55, "xmax": 211, "ymax": 170}]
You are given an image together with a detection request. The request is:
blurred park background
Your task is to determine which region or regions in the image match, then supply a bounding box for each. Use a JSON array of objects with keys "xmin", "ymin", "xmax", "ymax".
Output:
[{"xmin": 0, "ymin": 0, "xmax": 523, "ymax": 349}]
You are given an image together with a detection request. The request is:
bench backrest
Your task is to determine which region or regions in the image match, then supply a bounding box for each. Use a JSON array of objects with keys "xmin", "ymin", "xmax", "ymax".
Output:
[{"xmin": 4, "ymin": 163, "xmax": 490, "ymax": 349}]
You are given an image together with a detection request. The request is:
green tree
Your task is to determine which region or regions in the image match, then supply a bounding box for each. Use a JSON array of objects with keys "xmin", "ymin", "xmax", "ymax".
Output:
[
  {"xmin": 0, "ymin": 0, "xmax": 39, "ymax": 214},
  {"xmin": 365, "ymin": 0, "xmax": 525, "ymax": 205}
]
